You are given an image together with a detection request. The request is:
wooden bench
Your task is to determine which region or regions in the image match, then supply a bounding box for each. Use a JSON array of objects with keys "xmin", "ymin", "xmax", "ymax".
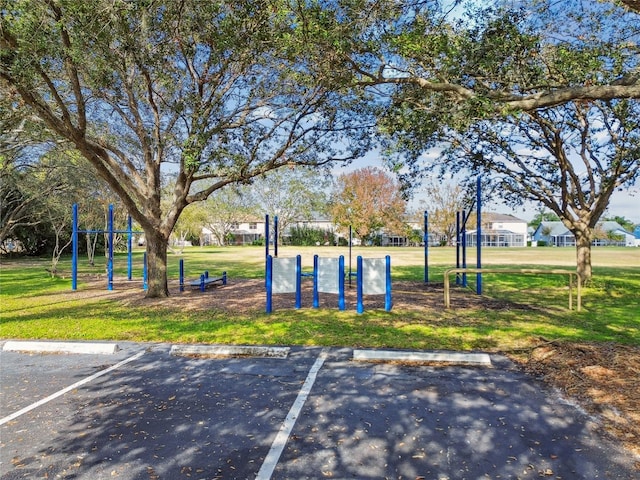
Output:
[{"xmin": 189, "ymin": 271, "xmax": 227, "ymax": 292}]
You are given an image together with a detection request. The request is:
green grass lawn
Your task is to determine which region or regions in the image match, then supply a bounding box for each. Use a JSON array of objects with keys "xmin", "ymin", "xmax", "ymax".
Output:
[{"xmin": 1, "ymin": 246, "xmax": 638, "ymax": 351}]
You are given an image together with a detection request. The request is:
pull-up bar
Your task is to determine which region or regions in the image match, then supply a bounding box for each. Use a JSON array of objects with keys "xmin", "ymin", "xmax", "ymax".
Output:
[
  {"xmin": 71, "ymin": 203, "xmax": 142, "ymax": 290},
  {"xmin": 455, "ymin": 176, "xmax": 483, "ymax": 294}
]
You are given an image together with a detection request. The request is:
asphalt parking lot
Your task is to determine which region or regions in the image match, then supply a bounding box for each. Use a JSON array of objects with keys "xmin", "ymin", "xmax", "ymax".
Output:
[{"xmin": 1, "ymin": 341, "xmax": 638, "ymax": 479}]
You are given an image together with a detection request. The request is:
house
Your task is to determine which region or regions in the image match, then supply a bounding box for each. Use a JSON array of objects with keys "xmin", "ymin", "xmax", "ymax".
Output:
[
  {"xmin": 532, "ymin": 221, "xmax": 636, "ymax": 247},
  {"xmin": 532, "ymin": 222, "xmax": 575, "ymax": 246},
  {"xmin": 464, "ymin": 212, "xmax": 528, "ymax": 247},
  {"xmin": 201, "ymin": 212, "xmax": 535, "ymax": 248},
  {"xmin": 203, "ymin": 217, "xmax": 339, "ymax": 246},
  {"xmin": 202, "ymin": 219, "xmax": 264, "ymax": 246}
]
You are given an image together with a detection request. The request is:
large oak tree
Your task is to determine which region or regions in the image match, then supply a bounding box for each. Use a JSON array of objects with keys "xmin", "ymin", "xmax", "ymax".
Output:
[
  {"xmin": 1, "ymin": 0, "xmax": 370, "ymax": 297},
  {"xmin": 288, "ymin": 1, "xmax": 638, "ymax": 281},
  {"xmin": 377, "ymin": 3, "xmax": 639, "ymax": 281},
  {"xmin": 290, "ymin": 1, "xmax": 639, "ymax": 113}
]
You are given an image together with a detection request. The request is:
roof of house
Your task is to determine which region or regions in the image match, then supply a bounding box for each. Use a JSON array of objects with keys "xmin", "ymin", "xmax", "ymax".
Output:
[
  {"xmin": 483, "ymin": 212, "xmax": 527, "ymax": 223},
  {"xmin": 536, "ymin": 220, "xmax": 629, "ymax": 237},
  {"xmin": 536, "ymin": 222, "xmax": 572, "ymax": 237}
]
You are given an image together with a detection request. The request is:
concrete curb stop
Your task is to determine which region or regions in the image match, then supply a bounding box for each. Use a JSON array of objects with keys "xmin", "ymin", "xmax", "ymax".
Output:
[
  {"xmin": 170, "ymin": 344, "xmax": 290, "ymax": 358},
  {"xmin": 353, "ymin": 349, "xmax": 492, "ymax": 366},
  {"xmin": 2, "ymin": 340, "xmax": 120, "ymax": 355}
]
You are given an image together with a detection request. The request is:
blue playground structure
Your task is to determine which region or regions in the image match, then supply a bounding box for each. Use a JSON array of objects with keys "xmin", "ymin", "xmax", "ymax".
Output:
[
  {"xmin": 313, "ymin": 255, "xmax": 346, "ymax": 310},
  {"xmin": 424, "ymin": 210, "xmax": 429, "ymax": 283},
  {"xmin": 455, "ymin": 176, "xmax": 483, "ymax": 295},
  {"xmin": 71, "ymin": 203, "xmax": 142, "ymax": 291},
  {"xmin": 265, "ymin": 253, "xmax": 391, "ymax": 314},
  {"xmin": 356, "ymin": 255, "xmax": 392, "ymax": 314},
  {"xmin": 178, "ymin": 255, "xmax": 228, "ymax": 293}
]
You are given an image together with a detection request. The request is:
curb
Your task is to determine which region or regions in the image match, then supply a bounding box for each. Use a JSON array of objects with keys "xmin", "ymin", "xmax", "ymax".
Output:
[
  {"xmin": 170, "ymin": 345, "xmax": 290, "ymax": 358},
  {"xmin": 353, "ymin": 349, "xmax": 492, "ymax": 366},
  {"xmin": 2, "ymin": 340, "xmax": 120, "ymax": 355}
]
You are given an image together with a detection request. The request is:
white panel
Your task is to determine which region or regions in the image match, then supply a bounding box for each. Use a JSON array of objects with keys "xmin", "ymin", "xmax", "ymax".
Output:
[
  {"xmin": 362, "ymin": 258, "xmax": 386, "ymax": 295},
  {"xmin": 272, "ymin": 257, "xmax": 297, "ymax": 293},
  {"xmin": 317, "ymin": 257, "xmax": 339, "ymax": 294}
]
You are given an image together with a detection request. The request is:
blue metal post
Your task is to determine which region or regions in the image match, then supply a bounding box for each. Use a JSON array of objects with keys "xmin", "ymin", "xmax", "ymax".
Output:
[
  {"xmin": 127, "ymin": 215, "xmax": 133, "ymax": 281},
  {"xmin": 385, "ymin": 255, "xmax": 392, "ymax": 311},
  {"xmin": 313, "ymin": 255, "xmax": 319, "ymax": 308},
  {"xmin": 108, "ymin": 204, "xmax": 114, "ymax": 291},
  {"xmin": 456, "ymin": 211, "xmax": 461, "ymax": 285},
  {"xmin": 338, "ymin": 255, "xmax": 345, "ymax": 310},
  {"xmin": 295, "ymin": 255, "xmax": 301, "ymax": 309},
  {"xmin": 356, "ymin": 256, "xmax": 364, "ymax": 314},
  {"xmin": 266, "ymin": 255, "xmax": 273, "ymax": 313},
  {"xmin": 179, "ymin": 259, "xmax": 184, "ymax": 292},
  {"xmin": 424, "ymin": 210, "xmax": 428, "ymax": 283},
  {"xmin": 143, "ymin": 252, "xmax": 148, "ymax": 291},
  {"xmin": 462, "ymin": 209, "xmax": 467, "ymax": 287},
  {"xmin": 72, "ymin": 204, "xmax": 78, "ymax": 290},
  {"xmin": 265, "ymin": 214, "xmax": 269, "ymax": 286},
  {"xmin": 274, "ymin": 215, "xmax": 278, "ymax": 258},
  {"xmin": 477, "ymin": 176, "xmax": 482, "ymax": 294}
]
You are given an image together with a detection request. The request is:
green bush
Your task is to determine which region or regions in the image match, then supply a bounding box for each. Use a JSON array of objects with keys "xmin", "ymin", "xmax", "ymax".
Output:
[{"xmin": 288, "ymin": 225, "xmax": 334, "ymax": 246}]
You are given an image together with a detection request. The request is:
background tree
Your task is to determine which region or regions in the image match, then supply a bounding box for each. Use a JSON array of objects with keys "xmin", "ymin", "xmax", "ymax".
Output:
[
  {"xmin": 168, "ymin": 203, "xmax": 207, "ymax": 253},
  {"xmin": 329, "ymin": 167, "xmax": 407, "ymax": 244},
  {"xmin": 0, "ymin": 91, "xmax": 60, "ymax": 248},
  {"xmin": 202, "ymin": 186, "xmax": 255, "ymax": 247},
  {"xmin": 250, "ymin": 167, "xmax": 333, "ymax": 244},
  {"xmin": 0, "ymin": 99, "xmax": 117, "ymax": 260},
  {"xmin": 604, "ymin": 215, "xmax": 635, "ymax": 231},
  {"xmin": 417, "ymin": 180, "xmax": 468, "ymax": 246},
  {"xmin": 1, "ymin": 0, "xmax": 370, "ymax": 297},
  {"xmin": 529, "ymin": 209, "xmax": 561, "ymax": 229},
  {"xmin": 28, "ymin": 148, "xmax": 105, "ymax": 274}
]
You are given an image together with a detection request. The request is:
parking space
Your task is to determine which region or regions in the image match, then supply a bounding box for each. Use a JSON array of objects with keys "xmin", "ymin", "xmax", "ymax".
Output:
[{"xmin": 1, "ymin": 341, "xmax": 638, "ymax": 479}]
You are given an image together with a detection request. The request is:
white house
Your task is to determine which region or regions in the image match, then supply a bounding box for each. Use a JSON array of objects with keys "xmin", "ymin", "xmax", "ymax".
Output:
[
  {"xmin": 532, "ymin": 221, "xmax": 636, "ymax": 247},
  {"xmin": 465, "ymin": 213, "xmax": 528, "ymax": 247},
  {"xmin": 202, "ymin": 219, "xmax": 264, "ymax": 246},
  {"xmin": 201, "ymin": 212, "xmax": 537, "ymax": 247}
]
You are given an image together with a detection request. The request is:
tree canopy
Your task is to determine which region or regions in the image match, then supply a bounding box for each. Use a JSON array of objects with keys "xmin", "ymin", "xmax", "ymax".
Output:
[
  {"xmin": 290, "ymin": 0, "xmax": 639, "ymax": 117},
  {"xmin": 329, "ymin": 166, "xmax": 407, "ymax": 244},
  {"xmin": 373, "ymin": 2, "xmax": 639, "ymax": 280},
  {"xmin": 1, "ymin": 0, "xmax": 370, "ymax": 296}
]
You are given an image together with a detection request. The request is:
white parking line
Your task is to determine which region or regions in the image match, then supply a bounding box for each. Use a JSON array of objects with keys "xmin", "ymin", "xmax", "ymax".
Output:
[
  {"xmin": 0, "ymin": 350, "xmax": 145, "ymax": 426},
  {"xmin": 255, "ymin": 349, "xmax": 327, "ymax": 480}
]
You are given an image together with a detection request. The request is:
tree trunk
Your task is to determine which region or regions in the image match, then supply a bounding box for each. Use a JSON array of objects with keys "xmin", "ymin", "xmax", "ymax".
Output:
[
  {"xmin": 574, "ymin": 230, "xmax": 593, "ymax": 283},
  {"xmin": 145, "ymin": 229, "xmax": 170, "ymax": 298}
]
